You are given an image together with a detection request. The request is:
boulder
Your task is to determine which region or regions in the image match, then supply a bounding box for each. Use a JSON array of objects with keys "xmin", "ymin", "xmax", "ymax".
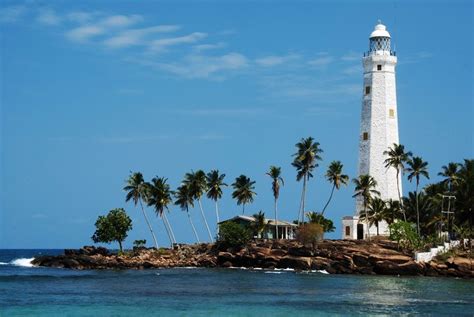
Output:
[{"xmin": 278, "ymin": 256, "xmax": 311, "ymax": 270}]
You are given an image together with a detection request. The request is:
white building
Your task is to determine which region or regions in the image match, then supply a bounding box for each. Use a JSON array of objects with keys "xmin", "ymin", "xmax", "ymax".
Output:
[{"xmin": 342, "ymin": 21, "xmax": 401, "ymax": 239}]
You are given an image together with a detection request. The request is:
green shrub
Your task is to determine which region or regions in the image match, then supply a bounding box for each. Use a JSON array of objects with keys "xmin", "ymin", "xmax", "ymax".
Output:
[
  {"xmin": 217, "ymin": 222, "xmax": 252, "ymax": 248},
  {"xmin": 389, "ymin": 221, "xmax": 422, "ymax": 251},
  {"xmin": 133, "ymin": 239, "xmax": 147, "ymax": 248}
]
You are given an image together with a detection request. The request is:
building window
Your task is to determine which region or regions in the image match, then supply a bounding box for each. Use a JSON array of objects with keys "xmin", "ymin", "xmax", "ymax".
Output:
[
  {"xmin": 389, "ymin": 109, "xmax": 395, "ymax": 118},
  {"xmin": 365, "ymin": 86, "xmax": 371, "ymax": 95},
  {"xmin": 377, "ymin": 64, "xmax": 382, "ymax": 71},
  {"xmin": 363, "ymin": 132, "xmax": 369, "ymax": 140},
  {"xmin": 345, "ymin": 226, "xmax": 351, "ymax": 236}
]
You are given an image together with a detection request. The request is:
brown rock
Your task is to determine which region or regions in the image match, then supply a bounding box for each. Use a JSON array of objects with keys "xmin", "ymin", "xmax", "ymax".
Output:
[{"xmin": 278, "ymin": 256, "xmax": 311, "ymax": 270}]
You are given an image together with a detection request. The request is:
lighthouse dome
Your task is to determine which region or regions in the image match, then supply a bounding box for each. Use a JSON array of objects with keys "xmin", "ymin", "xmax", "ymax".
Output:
[{"xmin": 370, "ymin": 23, "xmax": 391, "ymax": 38}]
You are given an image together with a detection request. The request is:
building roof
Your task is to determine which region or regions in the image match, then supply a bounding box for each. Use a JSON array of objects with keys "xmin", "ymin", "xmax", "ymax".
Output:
[
  {"xmin": 219, "ymin": 215, "xmax": 297, "ymax": 227},
  {"xmin": 370, "ymin": 22, "xmax": 391, "ymax": 38}
]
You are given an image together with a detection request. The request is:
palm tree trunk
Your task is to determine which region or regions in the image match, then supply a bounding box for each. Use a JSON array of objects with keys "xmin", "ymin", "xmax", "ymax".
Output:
[
  {"xmin": 215, "ymin": 201, "xmax": 220, "ymax": 235},
  {"xmin": 118, "ymin": 240, "xmax": 123, "ymax": 253},
  {"xmin": 139, "ymin": 199, "xmax": 159, "ymax": 249},
  {"xmin": 243, "ymin": 203, "xmax": 245, "ymax": 215},
  {"xmin": 416, "ymin": 181, "xmax": 420, "ymax": 236},
  {"xmin": 300, "ymin": 174, "xmax": 308, "ymax": 224},
  {"xmin": 163, "ymin": 212, "xmax": 176, "ymax": 245},
  {"xmin": 161, "ymin": 216, "xmax": 174, "ymax": 247},
  {"xmin": 376, "ymin": 221, "xmax": 379, "ymax": 236},
  {"xmin": 274, "ymin": 198, "xmax": 279, "ymax": 240},
  {"xmin": 187, "ymin": 209, "xmax": 200, "ymax": 243},
  {"xmin": 396, "ymin": 169, "xmax": 406, "ymax": 221},
  {"xmin": 198, "ymin": 199, "xmax": 213, "ymax": 242},
  {"xmin": 321, "ymin": 184, "xmax": 336, "ymax": 216},
  {"xmin": 364, "ymin": 199, "xmax": 371, "ymax": 241}
]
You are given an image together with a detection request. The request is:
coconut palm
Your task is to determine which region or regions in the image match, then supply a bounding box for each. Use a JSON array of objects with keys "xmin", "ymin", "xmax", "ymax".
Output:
[
  {"xmin": 306, "ymin": 211, "xmax": 335, "ymax": 234},
  {"xmin": 206, "ymin": 170, "xmax": 227, "ymax": 232},
  {"xmin": 266, "ymin": 166, "xmax": 284, "ymax": 239},
  {"xmin": 174, "ymin": 184, "xmax": 200, "ymax": 243},
  {"xmin": 406, "ymin": 156, "xmax": 430, "ymax": 235},
  {"xmin": 383, "ymin": 143, "xmax": 412, "ymax": 221},
  {"xmin": 385, "ymin": 199, "xmax": 401, "ymax": 235},
  {"xmin": 352, "ymin": 174, "xmax": 380, "ymax": 240},
  {"xmin": 184, "ymin": 170, "xmax": 213, "ymax": 241},
  {"xmin": 251, "ymin": 211, "xmax": 267, "ymax": 238},
  {"xmin": 321, "ymin": 161, "xmax": 349, "ymax": 216},
  {"xmin": 124, "ymin": 172, "xmax": 159, "ymax": 249},
  {"xmin": 438, "ymin": 162, "xmax": 460, "ymax": 192},
  {"xmin": 366, "ymin": 197, "xmax": 387, "ymax": 236},
  {"xmin": 231, "ymin": 175, "xmax": 256, "ymax": 214},
  {"xmin": 145, "ymin": 177, "xmax": 176, "ymax": 246},
  {"xmin": 292, "ymin": 137, "xmax": 323, "ymax": 224}
]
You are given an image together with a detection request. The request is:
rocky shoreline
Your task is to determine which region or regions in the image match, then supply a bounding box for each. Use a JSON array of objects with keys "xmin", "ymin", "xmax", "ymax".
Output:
[{"xmin": 32, "ymin": 240, "xmax": 474, "ymax": 278}]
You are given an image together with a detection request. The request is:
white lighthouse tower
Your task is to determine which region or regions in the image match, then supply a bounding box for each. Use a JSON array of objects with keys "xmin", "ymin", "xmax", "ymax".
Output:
[{"xmin": 342, "ymin": 21, "xmax": 400, "ymax": 239}]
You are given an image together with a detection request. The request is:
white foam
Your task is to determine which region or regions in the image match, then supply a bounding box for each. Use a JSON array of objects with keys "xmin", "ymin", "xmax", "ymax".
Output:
[
  {"xmin": 10, "ymin": 258, "xmax": 35, "ymax": 267},
  {"xmin": 313, "ymin": 269, "xmax": 329, "ymax": 274},
  {"xmin": 264, "ymin": 271, "xmax": 285, "ymax": 274},
  {"xmin": 0, "ymin": 262, "xmax": 8, "ymax": 265}
]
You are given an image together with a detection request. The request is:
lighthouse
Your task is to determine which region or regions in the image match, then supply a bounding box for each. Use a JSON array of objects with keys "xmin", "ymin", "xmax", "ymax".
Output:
[{"xmin": 342, "ymin": 21, "xmax": 400, "ymax": 239}]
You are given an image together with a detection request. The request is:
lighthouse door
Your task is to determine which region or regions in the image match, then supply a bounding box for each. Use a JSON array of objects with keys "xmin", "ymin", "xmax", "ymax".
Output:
[{"xmin": 357, "ymin": 224, "xmax": 364, "ymax": 240}]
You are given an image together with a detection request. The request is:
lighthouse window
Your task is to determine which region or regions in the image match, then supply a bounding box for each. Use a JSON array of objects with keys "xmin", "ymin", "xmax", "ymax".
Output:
[
  {"xmin": 363, "ymin": 132, "xmax": 369, "ymax": 140},
  {"xmin": 389, "ymin": 109, "xmax": 395, "ymax": 118},
  {"xmin": 377, "ymin": 64, "xmax": 382, "ymax": 71},
  {"xmin": 365, "ymin": 86, "xmax": 371, "ymax": 95},
  {"xmin": 345, "ymin": 226, "xmax": 351, "ymax": 236}
]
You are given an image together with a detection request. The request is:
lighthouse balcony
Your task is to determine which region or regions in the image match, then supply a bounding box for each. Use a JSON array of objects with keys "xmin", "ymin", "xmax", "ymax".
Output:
[{"xmin": 364, "ymin": 50, "xmax": 396, "ymax": 57}]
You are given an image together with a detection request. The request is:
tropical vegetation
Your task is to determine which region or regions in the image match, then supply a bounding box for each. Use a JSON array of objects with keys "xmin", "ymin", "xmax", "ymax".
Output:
[{"xmin": 92, "ymin": 208, "xmax": 133, "ymax": 253}]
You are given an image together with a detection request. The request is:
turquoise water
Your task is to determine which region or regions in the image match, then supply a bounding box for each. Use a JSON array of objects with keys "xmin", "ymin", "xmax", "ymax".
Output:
[{"xmin": 1, "ymin": 250, "xmax": 473, "ymax": 316}]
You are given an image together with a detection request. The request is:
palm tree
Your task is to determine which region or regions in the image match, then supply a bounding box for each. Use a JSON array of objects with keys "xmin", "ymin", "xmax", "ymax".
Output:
[
  {"xmin": 438, "ymin": 162, "xmax": 460, "ymax": 192},
  {"xmin": 174, "ymin": 184, "xmax": 200, "ymax": 243},
  {"xmin": 145, "ymin": 177, "xmax": 176, "ymax": 246},
  {"xmin": 184, "ymin": 170, "xmax": 213, "ymax": 241},
  {"xmin": 266, "ymin": 166, "xmax": 284, "ymax": 239},
  {"xmin": 206, "ymin": 170, "xmax": 227, "ymax": 232},
  {"xmin": 352, "ymin": 174, "xmax": 380, "ymax": 240},
  {"xmin": 383, "ymin": 143, "xmax": 412, "ymax": 221},
  {"xmin": 231, "ymin": 175, "xmax": 256, "ymax": 214},
  {"xmin": 306, "ymin": 211, "xmax": 336, "ymax": 234},
  {"xmin": 385, "ymin": 199, "xmax": 401, "ymax": 235},
  {"xmin": 292, "ymin": 137, "xmax": 323, "ymax": 224},
  {"xmin": 321, "ymin": 161, "xmax": 349, "ymax": 216},
  {"xmin": 252, "ymin": 211, "xmax": 268, "ymax": 238},
  {"xmin": 366, "ymin": 197, "xmax": 387, "ymax": 236},
  {"xmin": 406, "ymin": 156, "xmax": 430, "ymax": 235},
  {"xmin": 124, "ymin": 172, "xmax": 159, "ymax": 249}
]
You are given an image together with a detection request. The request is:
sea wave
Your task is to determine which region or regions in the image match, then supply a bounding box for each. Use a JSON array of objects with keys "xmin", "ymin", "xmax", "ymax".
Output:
[{"xmin": 1, "ymin": 258, "xmax": 36, "ymax": 267}]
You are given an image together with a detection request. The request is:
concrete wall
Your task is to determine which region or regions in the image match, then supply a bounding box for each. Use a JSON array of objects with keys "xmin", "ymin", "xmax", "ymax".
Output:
[{"xmin": 414, "ymin": 240, "xmax": 460, "ymax": 263}]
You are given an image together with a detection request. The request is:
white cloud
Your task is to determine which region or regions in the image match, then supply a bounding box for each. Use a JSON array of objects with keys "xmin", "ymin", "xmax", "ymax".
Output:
[
  {"xmin": 37, "ymin": 8, "xmax": 61, "ymax": 25},
  {"xmin": 67, "ymin": 11, "xmax": 96, "ymax": 23},
  {"xmin": 342, "ymin": 64, "xmax": 360, "ymax": 75},
  {"xmin": 66, "ymin": 25, "xmax": 106, "ymax": 42},
  {"xmin": 0, "ymin": 5, "xmax": 26, "ymax": 23},
  {"xmin": 341, "ymin": 52, "xmax": 360, "ymax": 61},
  {"xmin": 149, "ymin": 32, "xmax": 207, "ymax": 52},
  {"xmin": 104, "ymin": 25, "xmax": 180, "ymax": 48},
  {"xmin": 193, "ymin": 42, "xmax": 226, "ymax": 52},
  {"xmin": 308, "ymin": 56, "xmax": 334, "ymax": 67},
  {"xmin": 98, "ymin": 14, "xmax": 143, "ymax": 28},
  {"xmin": 255, "ymin": 54, "xmax": 299, "ymax": 67},
  {"xmin": 155, "ymin": 52, "xmax": 248, "ymax": 78}
]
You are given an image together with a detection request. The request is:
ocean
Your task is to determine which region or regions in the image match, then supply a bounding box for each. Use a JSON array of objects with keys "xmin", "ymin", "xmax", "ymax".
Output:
[{"xmin": 1, "ymin": 249, "xmax": 473, "ymax": 316}]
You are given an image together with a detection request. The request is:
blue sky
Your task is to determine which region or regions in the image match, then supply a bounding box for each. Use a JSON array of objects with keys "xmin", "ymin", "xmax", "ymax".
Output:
[{"xmin": 1, "ymin": 0, "xmax": 472, "ymax": 248}]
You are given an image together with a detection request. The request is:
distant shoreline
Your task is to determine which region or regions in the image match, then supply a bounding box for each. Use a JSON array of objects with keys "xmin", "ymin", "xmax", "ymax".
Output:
[{"xmin": 31, "ymin": 240, "xmax": 473, "ymax": 278}]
